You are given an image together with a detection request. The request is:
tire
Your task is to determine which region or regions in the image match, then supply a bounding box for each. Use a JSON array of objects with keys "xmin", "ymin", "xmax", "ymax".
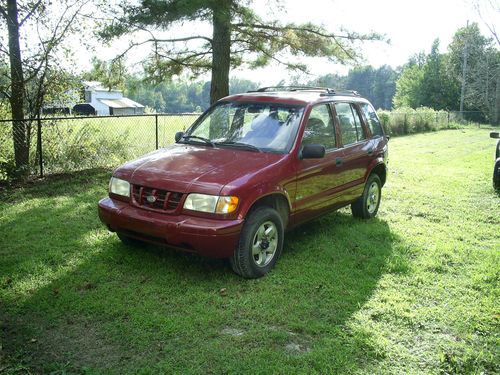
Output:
[
  {"xmin": 493, "ymin": 159, "xmax": 500, "ymax": 191},
  {"xmin": 117, "ymin": 232, "xmax": 142, "ymax": 247},
  {"xmin": 230, "ymin": 207, "xmax": 284, "ymax": 279},
  {"xmin": 351, "ymin": 174, "xmax": 382, "ymax": 219}
]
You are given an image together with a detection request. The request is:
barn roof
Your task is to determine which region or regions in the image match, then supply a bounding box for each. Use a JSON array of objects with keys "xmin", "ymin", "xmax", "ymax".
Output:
[{"xmin": 99, "ymin": 98, "xmax": 145, "ymax": 109}]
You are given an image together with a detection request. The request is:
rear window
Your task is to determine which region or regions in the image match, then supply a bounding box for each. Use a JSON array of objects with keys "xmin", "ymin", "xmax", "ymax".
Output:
[{"xmin": 360, "ymin": 103, "xmax": 384, "ymax": 137}]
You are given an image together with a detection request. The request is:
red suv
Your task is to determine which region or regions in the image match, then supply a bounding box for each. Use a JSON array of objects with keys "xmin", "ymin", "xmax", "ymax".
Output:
[{"xmin": 98, "ymin": 87, "xmax": 389, "ymax": 278}]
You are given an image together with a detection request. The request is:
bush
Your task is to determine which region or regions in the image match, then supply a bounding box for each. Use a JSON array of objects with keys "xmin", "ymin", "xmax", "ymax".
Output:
[
  {"xmin": 41, "ymin": 121, "xmax": 131, "ymax": 173},
  {"xmin": 0, "ymin": 120, "xmax": 132, "ymax": 182},
  {"xmin": 377, "ymin": 107, "xmax": 451, "ymax": 136}
]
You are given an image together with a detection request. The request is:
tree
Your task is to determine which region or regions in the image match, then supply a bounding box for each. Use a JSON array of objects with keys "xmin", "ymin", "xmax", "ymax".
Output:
[
  {"xmin": 393, "ymin": 63, "xmax": 425, "ymax": 108},
  {"xmin": 83, "ymin": 57, "xmax": 128, "ymax": 91},
  {"xmin": 393, "ymin": 41, "xmax": 460, "ymax": 110},
  {"xmin": 0, "ymin": 0, "xmax": 90, "ymax": 176},
  {"xmin": 1, "ymin": 0, "xmax": 27, "ymax": 173},
  {"xmin": 448, "ymin": 23, "xmax": 500, "ymax": 123},
  {"xmin": 100, "ymin": 0, "xmax": 381, "ymax": 105},
  {"xmin": 311, "ymin": 66, "xmax": 398, "ymax": 110},
  {"xmin": 419, "ymin": 40, "xmax": 460, "ymax": 110}
]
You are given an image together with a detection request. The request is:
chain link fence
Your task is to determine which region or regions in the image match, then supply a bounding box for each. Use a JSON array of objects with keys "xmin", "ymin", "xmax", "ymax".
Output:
[{"xmin": 0, "ymin": 113, "xmax": 200, "ymax": 180}]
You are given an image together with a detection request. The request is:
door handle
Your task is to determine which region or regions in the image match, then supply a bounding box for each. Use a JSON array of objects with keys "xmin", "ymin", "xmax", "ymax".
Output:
[{"xmin": 335, "ymin": 157, "xmax": 343, "ymax": 166}]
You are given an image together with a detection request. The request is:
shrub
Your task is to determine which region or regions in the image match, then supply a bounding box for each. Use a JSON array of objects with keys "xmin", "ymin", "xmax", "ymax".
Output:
[
  {"xmin": 376, "ymin": 107, "xmax": 452, "ymax": 137},
  {"xmin": 41, "ymin": 121, "xmax": 131, "ymax": 173}
]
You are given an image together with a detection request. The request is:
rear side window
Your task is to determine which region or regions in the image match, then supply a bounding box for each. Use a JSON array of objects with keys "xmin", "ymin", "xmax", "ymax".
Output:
[
  {"xmin": 334, "ymin": 102, "xmax": 366, "ymax": 145},
  {"xmin": 360, "ymin": 103, "xmax": 384, "ymax": 137},
  {"xmin": 301, "ymin": 104, "xmax": 336, "ymax": 150}
]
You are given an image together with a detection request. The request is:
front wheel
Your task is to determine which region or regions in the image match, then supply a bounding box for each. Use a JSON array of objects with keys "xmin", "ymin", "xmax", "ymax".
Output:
[
  {"xmin": 230, "ymin": 207, "xmax": 284, "ymax": 278},
  {"xmin": 351, "ymin": 174, "xmax": 382, "ymax": 219}
]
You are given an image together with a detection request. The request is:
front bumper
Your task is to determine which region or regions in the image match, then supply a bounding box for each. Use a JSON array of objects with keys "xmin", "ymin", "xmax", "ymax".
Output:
[{"xmin": 98, "ymin": 197, "xmax": 243, "ymax": 258}]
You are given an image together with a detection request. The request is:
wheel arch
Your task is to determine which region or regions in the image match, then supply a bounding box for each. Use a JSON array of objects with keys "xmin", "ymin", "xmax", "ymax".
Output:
[
  {"xmin": 367, "ymin": 162, "xmax": 387, "ymax": 187},
  {"xmin": 243, "ymin": 192, "xmax": 291, "ymax": 229}
]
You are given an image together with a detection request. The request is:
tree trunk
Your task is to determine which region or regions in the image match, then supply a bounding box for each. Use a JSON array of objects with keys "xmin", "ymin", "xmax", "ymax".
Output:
[
  {"xmin": 209, "ymin": 1, "xmax": 231, "ymax": 105},
  {"xmin": 6, "ymin": 0, "xmax": 29, "ymax": 175}
]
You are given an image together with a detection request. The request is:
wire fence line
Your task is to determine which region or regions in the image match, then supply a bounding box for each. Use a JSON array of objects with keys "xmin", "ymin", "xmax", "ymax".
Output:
[
  {"xmin": 0, "ymin": 110, "xmax": 491, "ymax": 181},
  {"xmin": 0, "ymin": 113, "xmax": 200, "ymax": 180}
]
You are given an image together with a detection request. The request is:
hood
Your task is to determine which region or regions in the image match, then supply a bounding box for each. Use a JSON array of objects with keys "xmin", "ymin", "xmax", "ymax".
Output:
[{"xmin": 114, "ymin": 144, "xmax": 286, "ymax": 195}]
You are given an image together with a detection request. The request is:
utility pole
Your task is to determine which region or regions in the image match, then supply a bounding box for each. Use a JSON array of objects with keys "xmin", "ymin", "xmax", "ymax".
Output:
[{"xmin": 459, "ymin": 21, "xmax": 469, "ymax": 115}]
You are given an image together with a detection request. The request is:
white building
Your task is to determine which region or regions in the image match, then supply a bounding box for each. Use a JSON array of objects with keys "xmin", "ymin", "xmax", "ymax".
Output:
[{"xmin": 83, "ymin": 81, "xmax": 145, "ymax": 116}]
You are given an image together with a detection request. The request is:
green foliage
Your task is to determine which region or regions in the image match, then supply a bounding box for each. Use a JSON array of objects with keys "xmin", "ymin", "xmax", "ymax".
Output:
[
  {"xmin": 393, "ymin": 41, "xmax": 460, "ymax": 110},
  {"xmin": 124, "ymin": 77, "xmax": 257, "ymax": 113},
  {"xmin": 0, "ymin": 115, "xmax": 195, "ymax": 182},
  {"xmin": 393, "ymin": 24, "xmax": 499, "ymax": 123},
  {"xmin": 311, "ymin": 66, "xmax": 398, "ymax": 110},
  {"xmin": 98, "ymin": 0, "xmax": 381, "ymax": 97},
  {"xmin": 83, "ymin": 57, "xmax": 128, "ymax": 91},
  {"xmin": 448, "ymin": 23, "xmax": 500, "ymax": 122},
  {"xmin": 377, "ymin": 107, "xmax": 449, "ymax": 136},
  {"xmin": 40, "ymin": 122, "xmax": 131, "ymax": 172}
]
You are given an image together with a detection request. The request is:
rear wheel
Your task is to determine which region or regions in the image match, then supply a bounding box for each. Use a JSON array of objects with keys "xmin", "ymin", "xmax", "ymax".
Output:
[
  {"xmin": 351, "ymin": 174, "xmax": 382, "ymax": 219},
  {"xmin": 230, "ymin": 207, "xmax": 284, "ymax": 278}
]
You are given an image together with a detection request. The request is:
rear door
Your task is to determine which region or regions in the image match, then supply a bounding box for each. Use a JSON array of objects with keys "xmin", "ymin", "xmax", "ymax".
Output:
[
  {"xmin": 333, "ymin": 102, "xmax": 373, "ymax": 201},
  {"xmin": 359, "ymin": 102, "xmax": 388, "ymax": 162}
]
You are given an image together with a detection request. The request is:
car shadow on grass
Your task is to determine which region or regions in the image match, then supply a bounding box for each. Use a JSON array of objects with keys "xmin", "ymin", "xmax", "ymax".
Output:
[{"xmin": 0, "ymin": 173, "xmax": 402, "ymax": 374}]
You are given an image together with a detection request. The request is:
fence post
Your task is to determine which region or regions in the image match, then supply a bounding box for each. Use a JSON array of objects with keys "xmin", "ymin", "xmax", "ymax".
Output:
[
  {"xmin": 37, "ymin": 116, "xmax": 43, "ymax": 178},
  {"xmin": 155, "ymin": 114, "xmax": 159, "ymax": 150}
]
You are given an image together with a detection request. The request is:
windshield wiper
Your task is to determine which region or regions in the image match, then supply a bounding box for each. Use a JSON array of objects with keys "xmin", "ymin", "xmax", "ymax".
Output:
[
  {"xmin": 216, "ymin": 141, "xmax": 262, "ymax": 152},
  {"xmin": 181, "ymin": 135, "xmax": 215, "ymax": 147}
]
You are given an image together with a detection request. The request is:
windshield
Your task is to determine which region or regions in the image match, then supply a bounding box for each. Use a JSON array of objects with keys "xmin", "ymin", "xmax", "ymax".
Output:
[{"xmin": 184, "ymin": 102, "xmax": 304, "ymax": 153}]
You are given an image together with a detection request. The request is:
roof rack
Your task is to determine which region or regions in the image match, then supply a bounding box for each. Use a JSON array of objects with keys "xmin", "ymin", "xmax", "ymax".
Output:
[
  {"xmin": 319, "ymin": 89, "xmax": 360, "ymax": 97},
  {"xmin": 249, "ymin": 86, "xmax": 361, "ymax": 97},
  {"xmin": 253, "ymin": 86, "xmax": 329, "ymax": 92}
]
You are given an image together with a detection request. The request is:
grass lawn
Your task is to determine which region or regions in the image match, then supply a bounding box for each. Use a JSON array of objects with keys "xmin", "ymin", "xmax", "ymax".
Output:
[{"xmin": 0, "ymin": 127, "xmax": 498, "ymax": 374}]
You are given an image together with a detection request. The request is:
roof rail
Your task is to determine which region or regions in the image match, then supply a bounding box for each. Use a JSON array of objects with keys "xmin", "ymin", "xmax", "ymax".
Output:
[
  {"xmin": 249, "ymin": 86, "xmax": 361, "ymax": 97},
  {"xmin": 319, "ymin": 89, "xmax": 360, "ymax": 97},
  {"xmin": 251, "ymin": 86, "xmax": 328, "ymax": 92}
]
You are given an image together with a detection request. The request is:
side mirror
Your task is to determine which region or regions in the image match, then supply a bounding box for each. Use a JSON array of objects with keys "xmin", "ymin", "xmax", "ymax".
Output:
[
  {"xmin": 385, "ymin": 135, "xmax": 391, "ymax": 141},
  {"xmin": 490, "ymin": 132, "xmax": 499, "ymax": 139},
  {"xmin": 175, "ymin": 131, "xmax": 184, "ymax": 143},
  {"xmin": 301, "ymin": 144, "xmax": 326, "ymax": 159}
]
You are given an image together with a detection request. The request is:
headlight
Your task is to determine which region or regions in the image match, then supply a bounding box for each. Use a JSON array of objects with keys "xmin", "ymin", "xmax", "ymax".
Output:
[
  {"xmin": 184, "ymin": 193, "xmax": 239, "ymax": 214},
  {"xmin": 109, "ymin": 177, "xmax": 130, "ymax": 197}
]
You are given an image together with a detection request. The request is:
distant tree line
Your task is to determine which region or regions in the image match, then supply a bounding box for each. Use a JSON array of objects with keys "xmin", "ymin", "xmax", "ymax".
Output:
[{"xmin": 307, "ymin": 65, "xmax": 398, "ymax": 110}]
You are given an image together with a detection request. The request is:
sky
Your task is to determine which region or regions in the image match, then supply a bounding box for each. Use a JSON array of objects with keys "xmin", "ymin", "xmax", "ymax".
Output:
[{"xmin": 88, "ymin": 0, "xmax": 499, "ymax": 85}]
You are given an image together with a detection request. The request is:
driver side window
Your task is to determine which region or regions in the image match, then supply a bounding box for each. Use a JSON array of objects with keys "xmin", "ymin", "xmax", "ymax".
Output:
[{"xmin": 301, "ymin": 104, "xmax": 336, "ymax": 150}]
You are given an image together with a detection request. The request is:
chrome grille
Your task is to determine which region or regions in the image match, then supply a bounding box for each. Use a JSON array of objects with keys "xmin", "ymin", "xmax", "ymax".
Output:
[{"xmin": 132, "ymin": 185, "xmax": 183, "ymax": 212}]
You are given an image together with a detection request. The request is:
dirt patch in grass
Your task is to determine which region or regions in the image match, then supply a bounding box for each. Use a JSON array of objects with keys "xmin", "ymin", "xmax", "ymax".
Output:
[{"xmin": 0, "ymin": 311, "xmax": 132, "ymax": 372}]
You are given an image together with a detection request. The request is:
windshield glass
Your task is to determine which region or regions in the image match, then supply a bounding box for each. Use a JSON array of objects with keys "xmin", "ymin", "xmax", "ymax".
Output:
[{"xmin": 185, "ymin": 102, "xmax": 304, "ymax": 153}]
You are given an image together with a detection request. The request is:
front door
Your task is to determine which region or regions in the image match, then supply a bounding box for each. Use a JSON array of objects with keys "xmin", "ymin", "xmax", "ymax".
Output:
[{"xmin": 293, "ymin": 103, "xmax": 345, "ymax": 224}]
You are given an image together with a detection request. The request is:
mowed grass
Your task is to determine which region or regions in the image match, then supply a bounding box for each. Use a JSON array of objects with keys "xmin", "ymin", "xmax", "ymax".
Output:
[{"xmin": 0, "ymin": 127, "xmax": 498, "ymax": 374}]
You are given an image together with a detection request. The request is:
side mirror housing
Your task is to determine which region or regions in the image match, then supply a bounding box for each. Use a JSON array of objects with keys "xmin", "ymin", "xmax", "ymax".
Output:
[
  {"xmin": 175, "ymin": 131, "xmax": 184, "ymax": 143},
  {"xmin": 301, "ymin": 144, "xmax": 326, "ymax": 159},
  {"xmin": 490, "ymin": 132, "xmax": 499, "ymax": 139}
]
